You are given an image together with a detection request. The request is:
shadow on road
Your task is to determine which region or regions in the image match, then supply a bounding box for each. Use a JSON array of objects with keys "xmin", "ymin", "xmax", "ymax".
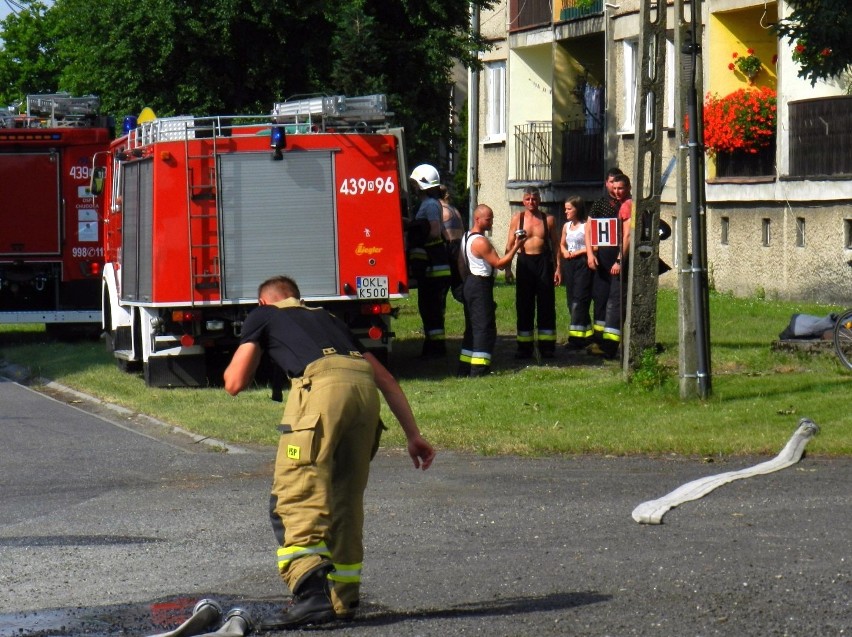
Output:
[
  {"xmin": 346, "ymin": 590, "xmax": 611, "ymax": 627},
  {"xmin": 2, "ymin": 591, "xmax": 610, "ymax": 636}
]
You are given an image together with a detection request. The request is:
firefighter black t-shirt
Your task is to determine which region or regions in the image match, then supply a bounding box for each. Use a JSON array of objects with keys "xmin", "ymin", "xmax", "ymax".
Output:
[{"xmin": 239, "ymin": 301, "xmax": 364, "ymax": 378}]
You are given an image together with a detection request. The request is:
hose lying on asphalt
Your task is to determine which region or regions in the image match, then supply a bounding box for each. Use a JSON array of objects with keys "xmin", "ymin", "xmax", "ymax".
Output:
[
  {"xmin": 194, "ymin": 608, "xmax": 254, "ymax": 637},
  {"xmin": 146, "ymin": 599, "xmax": 222, "ymax": 637},
  {"xmin": 632, "ymin": 418, "xmax": 820, "ymax": 525}
]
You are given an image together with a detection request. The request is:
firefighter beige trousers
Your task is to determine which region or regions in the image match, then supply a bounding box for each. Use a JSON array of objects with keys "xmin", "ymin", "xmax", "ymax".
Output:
[{"xmin": 270, "ymin": 354, "xmax": 382, "ymax": 617}]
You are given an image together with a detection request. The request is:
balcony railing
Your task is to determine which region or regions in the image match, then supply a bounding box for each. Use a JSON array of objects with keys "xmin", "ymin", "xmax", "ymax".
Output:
[
  {"xmin": 561, "ymin": 118, "xmax": 604, "ymax": 182},
  {"xmin": 560, "ymin": 0, "xmax": 603, "ymax": 21},
  {"xmin": 789, "ymin": 95, "xmax": 852, "ymax": 177},
  {"xmin": 514, "ymin": 122, "xmax": 552, "ymax": 182},
  {"xmin": 510, "ymin": 0, "xmax": 551, "ymax": 31}
]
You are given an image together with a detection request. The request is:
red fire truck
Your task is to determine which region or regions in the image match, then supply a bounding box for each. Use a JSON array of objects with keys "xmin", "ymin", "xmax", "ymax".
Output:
[
  {"xmin": 93, "ymin": 95, "xmax": 410, "ymax": 387},
  {"xmin": 0, "ymin": 94, "xmax": 113, "ymax": 334}
]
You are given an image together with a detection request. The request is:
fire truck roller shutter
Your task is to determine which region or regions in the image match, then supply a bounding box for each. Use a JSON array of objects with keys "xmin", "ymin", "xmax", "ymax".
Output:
[{"xmin": 218, "ymin": 152, "xmax": 338, "ymax": 300}]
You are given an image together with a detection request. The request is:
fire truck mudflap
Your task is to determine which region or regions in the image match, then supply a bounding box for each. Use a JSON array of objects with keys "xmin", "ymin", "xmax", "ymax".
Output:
[{"xmin": 97, "ymin": 95, "xmax": 409, "ymax": 387}]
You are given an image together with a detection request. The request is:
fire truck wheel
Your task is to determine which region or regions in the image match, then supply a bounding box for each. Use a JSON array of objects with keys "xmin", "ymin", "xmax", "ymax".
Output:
[{"xmin": 115, "ymin": 357, "xmax": 142, "ymax": 374}]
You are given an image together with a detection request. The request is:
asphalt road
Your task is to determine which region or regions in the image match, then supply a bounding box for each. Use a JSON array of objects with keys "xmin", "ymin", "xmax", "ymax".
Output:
[{"xmin": 0, "ymin": 375, "xmax": 849, "ymax": 637}]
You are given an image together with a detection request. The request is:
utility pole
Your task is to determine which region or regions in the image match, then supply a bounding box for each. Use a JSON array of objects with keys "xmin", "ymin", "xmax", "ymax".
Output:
[
  {"xmin": 674, "ymin": 0, "xmax": 712, "ymax": 399},
  {"xmin": 623, "ymin": 1, "xmax": 667, "ymax": 372}
]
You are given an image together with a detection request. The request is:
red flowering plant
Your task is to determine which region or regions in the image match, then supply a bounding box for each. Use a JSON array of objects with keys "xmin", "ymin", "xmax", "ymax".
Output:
[
  {"xmin": 728, "ymin": 49, "xmax": 762, "ymax": 82},
  {"xmin": 703, "ymin": 87, "xmax": 777, "ymax": 156}
]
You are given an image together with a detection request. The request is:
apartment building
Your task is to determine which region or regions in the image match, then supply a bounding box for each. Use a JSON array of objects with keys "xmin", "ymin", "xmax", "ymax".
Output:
[{"xmin": 471, "ymin": 0, "xmax": 851, "ymax": 302}]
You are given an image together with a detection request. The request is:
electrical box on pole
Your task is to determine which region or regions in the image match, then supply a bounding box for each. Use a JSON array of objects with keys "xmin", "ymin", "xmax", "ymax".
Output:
[{"xmin": 623, "ymin": 2, "xmax": 668, "ymax": 371}]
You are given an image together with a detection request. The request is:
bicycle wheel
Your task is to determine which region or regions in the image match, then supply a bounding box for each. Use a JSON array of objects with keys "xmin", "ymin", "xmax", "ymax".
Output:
[{"xmin": 833, "ymin": 309, "xmax": 852, "ymax": 371}]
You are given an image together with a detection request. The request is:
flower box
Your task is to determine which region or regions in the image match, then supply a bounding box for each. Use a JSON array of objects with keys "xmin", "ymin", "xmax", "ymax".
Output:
[{"xmin": 715, "ymin": 143, "xmax": 776, "ymax": 178}]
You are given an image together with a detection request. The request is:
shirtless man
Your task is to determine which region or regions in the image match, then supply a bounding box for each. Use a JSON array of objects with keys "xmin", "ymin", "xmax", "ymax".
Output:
[{"xmin": 504, "ymin": 186, "xmax": 560, "ymax": 358}]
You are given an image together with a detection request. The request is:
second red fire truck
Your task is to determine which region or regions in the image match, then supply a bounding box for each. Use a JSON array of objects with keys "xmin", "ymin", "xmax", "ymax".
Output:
[
  {"xmin": 0, "ymin": 94, "xmax": 112, "ymax": 335},
  {"xmin": 93, "ymin": 95, "xmax": 410, "ymax": 387}
]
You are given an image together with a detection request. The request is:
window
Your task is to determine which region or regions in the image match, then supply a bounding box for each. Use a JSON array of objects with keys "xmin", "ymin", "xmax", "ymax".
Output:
[
  {"xmin": 845, "ymin": 219, "xmax": 852, "ymax": 250},
  {"xmin": 621, "ymin": 38, "xmax": 675, "ymax": 132},
  {"xmin": 762, "ymin": 218, "xmax": 771, "ymax": 247},
  {"xmin": 484, "ymin": 61, "xmax": 506, "ymax": 143},
  {"xmin": 721, "ymin": 216, "xmax": 729, "ymax": 245},
  {"xmin": 795, "ymin": 217, "xmax": 806, "ymax": 247},
  {"xmin": 622, "ymin": 40, "xmax": 640, "ymax": 131}
]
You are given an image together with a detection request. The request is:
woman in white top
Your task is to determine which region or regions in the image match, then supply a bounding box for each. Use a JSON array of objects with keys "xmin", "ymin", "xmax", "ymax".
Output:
[{"xmin": 559, "ymin": 196, "xmax": 594, "ymax": 350}]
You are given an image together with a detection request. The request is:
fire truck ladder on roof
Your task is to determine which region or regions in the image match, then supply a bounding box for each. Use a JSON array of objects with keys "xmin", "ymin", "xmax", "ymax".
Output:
[
  {"xmin": 25, "ymin": 93, "xmax": 100, "ymax": 127},
  {"xmin": 271, "ymin": 94, "xmax": 390, "ymax": 132},
  {"xmin": 183, "ymin": 116, "xmax": 223, "ymax": 302}
]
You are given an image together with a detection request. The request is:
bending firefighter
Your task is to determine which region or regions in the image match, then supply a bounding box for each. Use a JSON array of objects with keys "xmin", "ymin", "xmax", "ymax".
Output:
[{"xmin": 224, "ymin": 276, "xmax": 435, "ymax": 630}]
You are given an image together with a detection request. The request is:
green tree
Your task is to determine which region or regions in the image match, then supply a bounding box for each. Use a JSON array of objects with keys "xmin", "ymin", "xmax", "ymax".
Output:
[
  {"xmin": 323, "ymin": 0, "xmax": 490, "ymax": 172},
  {"xmin": 0, "ymin": 0, "xmax": 491, "ymax": 174},
  {"xmin": 0, "ymin": 1, "xmax": 59, "ymax": 107},
  {"xmin": 50, "ymin": 0, "xmax": 333, "ymax": 116},
  {"xmin": 775, "ymin": 0, "xmax": 852, "ymax": 85}
]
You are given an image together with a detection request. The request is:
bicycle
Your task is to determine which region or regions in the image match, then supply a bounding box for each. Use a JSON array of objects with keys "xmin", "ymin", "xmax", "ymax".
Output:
[{"xmin": 834, "ymin": 308, "xmax": 852, "ymax": 371}]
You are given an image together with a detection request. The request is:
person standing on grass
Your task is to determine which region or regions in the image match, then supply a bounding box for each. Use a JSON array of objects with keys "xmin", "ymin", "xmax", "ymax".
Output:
[
  {"xmin": 223, "ymin": 275, "xmax": 435, "ymax": 630},
  {"xmin": 458, "ymin": 205, "xmax": 526, "ymax": 377},
  {"xmin": 585, "ymin": 167, "xmax": 623, "ymax": 350},
  {"xmin": 558, "ymin": 196, "xmax": 593, "ymax": 351},
  {"xmin": 504, "ymin": 186, "xmax": 560, "ymax": 359},
  {"xmin": 586, "ymin": 173, "xmax": 632, "ymax": 360},
  {"xmin": 410, "ymin": 164, "xmax": 451, "ymax": 358}
]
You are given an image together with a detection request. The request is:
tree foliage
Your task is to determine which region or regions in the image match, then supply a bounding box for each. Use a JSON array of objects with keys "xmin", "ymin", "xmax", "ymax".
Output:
[
  {"xmin": 775, "ymin": 0, "xmax": 852, "ymax": 85},
  {"xmin": 0, "ymin": 0, "xmax": 492, "ymax": 169},
  {"xmin": 0, "ymin": 1, "xmax": 59, "ymax": 104}
]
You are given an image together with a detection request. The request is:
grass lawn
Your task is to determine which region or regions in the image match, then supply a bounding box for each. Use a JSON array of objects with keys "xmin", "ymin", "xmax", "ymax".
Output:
[{"xmin": 1, "ymin": 286, "xmax": 849, "ymax": 457}]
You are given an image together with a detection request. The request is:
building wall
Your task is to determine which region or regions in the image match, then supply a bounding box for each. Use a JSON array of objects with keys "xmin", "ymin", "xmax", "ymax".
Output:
[
  {"xmin": 476, "ymin": 1, "xmax": 512, "ymax": 249},
  {"xmin": 475, "ymin": 0, "xmax": 852, "ymax": 301}
]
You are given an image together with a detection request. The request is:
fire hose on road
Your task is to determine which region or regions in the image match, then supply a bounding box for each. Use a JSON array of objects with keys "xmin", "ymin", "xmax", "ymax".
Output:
[{"xmin": 632, "ymin": 418, "xmax": 820, "ymax": 525}]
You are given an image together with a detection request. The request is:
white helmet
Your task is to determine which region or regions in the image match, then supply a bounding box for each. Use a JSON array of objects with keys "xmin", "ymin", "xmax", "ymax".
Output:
[{"xmin": 409, "ymin": 164, "xmax": 440, "ymax": 190}]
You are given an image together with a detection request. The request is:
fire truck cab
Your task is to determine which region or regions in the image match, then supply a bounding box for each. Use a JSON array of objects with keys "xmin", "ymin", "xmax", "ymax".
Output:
[
  {"xmin": 96, "ymin": 95, "xmax": 410, "ymax": 387},
  {"xmin": 0, "ymin": 94, "xmax": 112, "ymax": 333}
]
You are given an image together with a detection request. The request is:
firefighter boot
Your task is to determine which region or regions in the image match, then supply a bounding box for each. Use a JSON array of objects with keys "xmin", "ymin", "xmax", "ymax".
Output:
[
  {"xmin": 539, "ymin": 341, "xmax": 556, "ymax": 359},
  {"xmin": 421, "ymin": 338, "xmax": 446, "ymax": 359},
  {"xmin": 146, "ymin": 599, "xmax": 222, "ymax": 637},
  {"xmin": 514, "ymin": 342, "xmax": 534, "ymax": 359},
  {"xmin": 469, "ymin": 363, "xmax": 490, "ymax": 377},
  {"xmin": 600, "ymin": 340, "xmax": 620, "ymax": 360},
  {"xmin": 258, "ymin": 561, "xmax": 335, "ymax": 631},
  {"xmin": 194, "ymin": 608, "xmax": 253, "ymax": 637}
]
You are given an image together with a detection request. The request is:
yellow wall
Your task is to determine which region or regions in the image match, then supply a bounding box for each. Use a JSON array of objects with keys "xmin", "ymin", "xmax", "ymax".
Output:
[
  {"xmin": 708, "ymin": 5, "xmax": 779, "ymax": 97},
  {"xmin": 508, "ymin": 44, "xmax": 554, "ymax": 180}
]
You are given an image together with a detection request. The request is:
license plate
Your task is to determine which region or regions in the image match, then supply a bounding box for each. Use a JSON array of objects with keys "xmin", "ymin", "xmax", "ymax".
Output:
[{"xmin": 356, "ymin": 275, "xmax": 389, "ymax": 299}]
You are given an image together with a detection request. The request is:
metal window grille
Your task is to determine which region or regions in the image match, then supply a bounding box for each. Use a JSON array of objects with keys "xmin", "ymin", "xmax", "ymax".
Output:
[{"xmin": 514, "ymin": 122, "xmax": 552, "ymax": 182}]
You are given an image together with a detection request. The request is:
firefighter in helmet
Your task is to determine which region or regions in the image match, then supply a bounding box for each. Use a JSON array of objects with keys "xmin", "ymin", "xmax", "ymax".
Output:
[{"xmin": 409, "ymin": 163, "xmax": 452, "ymax": 358}]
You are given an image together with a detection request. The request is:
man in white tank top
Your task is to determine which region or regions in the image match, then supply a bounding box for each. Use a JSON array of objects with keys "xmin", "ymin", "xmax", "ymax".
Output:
[{"xmin": 458, "ymin": 205, "xmax": 526, "ymax": 377}]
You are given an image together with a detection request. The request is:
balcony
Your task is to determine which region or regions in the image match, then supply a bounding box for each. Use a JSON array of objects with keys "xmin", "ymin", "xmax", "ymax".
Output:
[
  {"xmin": 510, "ymin": 0, "xmax": 551, "ymax": 31},
  {"xmin": 561, "ymin": 118, "xmax": 604, "ymax": 182},
  {"xmin": 560, "ymin": 0, "xmax": 603, "ymax": 21},
  {"xmin": 788, "ymin": 95, "xmax": 852, "ymax": 178},
  {"xmin": 514, "ymin": 122, "xmax": 552, "ymax": 182}
]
